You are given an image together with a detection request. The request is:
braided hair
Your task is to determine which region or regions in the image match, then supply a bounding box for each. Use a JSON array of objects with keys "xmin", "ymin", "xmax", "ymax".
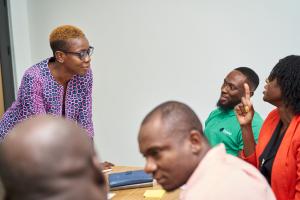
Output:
[{"xmin": 269, "ymin": 55, "xmax": 300, "ymax": 114}]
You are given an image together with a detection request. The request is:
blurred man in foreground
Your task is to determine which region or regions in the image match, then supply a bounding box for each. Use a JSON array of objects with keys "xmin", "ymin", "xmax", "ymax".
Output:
[{"xmin": 0, "ymin": 115, "xmax": 107, "ymax": 200}]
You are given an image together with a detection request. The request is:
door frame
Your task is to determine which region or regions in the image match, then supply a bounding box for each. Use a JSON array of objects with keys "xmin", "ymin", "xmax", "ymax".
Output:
[{"xmin": 0, "ymin": 0, "xmax": 16, "ymax": 110}]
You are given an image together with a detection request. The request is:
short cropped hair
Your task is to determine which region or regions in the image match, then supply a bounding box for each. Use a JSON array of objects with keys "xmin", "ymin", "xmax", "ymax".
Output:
[
  {"xmin": 268, "ymin": 55, "xmax": 300, "ymax": 114},
  {"xmin": 141, "ymin": 101, "xmax": 203, "ymax": 135},
  {"xmin": 49, "ymin": 25, "xmax": 85, "ymax": 55},
  {"xmin": 235, "ymin": 67, "xmax": 260, "ymax": 91}
]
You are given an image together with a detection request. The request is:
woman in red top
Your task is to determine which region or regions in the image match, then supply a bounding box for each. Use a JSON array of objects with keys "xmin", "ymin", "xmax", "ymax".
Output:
[{"xmin": 235, "ymin": 55, "xmax": 300, "ymax": 200}]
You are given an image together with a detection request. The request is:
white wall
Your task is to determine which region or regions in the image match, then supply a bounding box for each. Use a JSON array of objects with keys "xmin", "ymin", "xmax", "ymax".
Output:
[
  {"xmin": 7, "ymin": 0, "xmax": 31, "ymax": 89},
  {"xmin": 8, "ymin": 0, "xmax": 300, "ymax": 166}
]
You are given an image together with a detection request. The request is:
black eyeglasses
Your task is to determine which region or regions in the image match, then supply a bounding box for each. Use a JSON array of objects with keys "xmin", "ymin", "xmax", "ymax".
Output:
[{"xmin": 62, "ymin": 46, "xmax": 94, "ymax": 60}]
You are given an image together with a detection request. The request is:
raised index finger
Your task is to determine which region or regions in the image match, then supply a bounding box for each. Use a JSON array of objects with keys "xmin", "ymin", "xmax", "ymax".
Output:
[{"xmin": 244, "ymin": 83, "xmax": 251, "ymax": 101}]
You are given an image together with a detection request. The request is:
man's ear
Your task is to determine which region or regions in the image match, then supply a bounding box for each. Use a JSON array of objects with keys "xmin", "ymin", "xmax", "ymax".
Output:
[
  {"xmin": 189, "ymin": 130, "xmax": 203, "ymax": 154},
  {"xmin": 246, "ymin": 83, "xmax": 254, "ymax": 97},
  {"xmin": 92, "ymin": 155, "xmax": 103, "ymax": 171},
  {"xmin": 55, "ymin": 51, "xmax": 65, "ymax": 63}
]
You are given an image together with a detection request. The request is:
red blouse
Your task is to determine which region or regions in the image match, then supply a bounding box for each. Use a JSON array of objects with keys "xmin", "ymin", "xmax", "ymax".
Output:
[{"xmin": 241, "ymin": 109, "xmax": 300, "ymax": 200}]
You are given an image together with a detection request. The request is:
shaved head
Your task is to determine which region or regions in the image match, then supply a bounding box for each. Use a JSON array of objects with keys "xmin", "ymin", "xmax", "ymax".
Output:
[
  {"xmin": 138, "ymin": 101, "xmax": 209, "ymax": 191},
  {"xmin": 0, "ymin": 115, "xmax": 106, "ymax": 200},
  {"xmin": 141, "ymin": 101, "xmax": 203, "ymax": 138}
]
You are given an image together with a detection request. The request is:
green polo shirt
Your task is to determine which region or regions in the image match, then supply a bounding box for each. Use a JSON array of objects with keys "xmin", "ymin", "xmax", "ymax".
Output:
[{"xmin": 204, "ymin": 108, "xmax": 263, "ymax": 156}]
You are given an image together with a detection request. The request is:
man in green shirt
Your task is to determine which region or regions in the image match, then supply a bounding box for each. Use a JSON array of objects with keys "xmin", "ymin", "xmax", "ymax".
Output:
[{"xmin": 204, "ymin": 67, "xmax": 263, "ymax": 156}]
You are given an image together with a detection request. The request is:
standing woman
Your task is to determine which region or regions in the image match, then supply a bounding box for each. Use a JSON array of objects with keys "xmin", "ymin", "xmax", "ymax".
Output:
[
  {"xmin": 235, "ymin": 55, "xmax": 300, "ymax": 200},
  {"xmin": 0, "ymin": 25, "xmax": 94, "ymax": 139}
]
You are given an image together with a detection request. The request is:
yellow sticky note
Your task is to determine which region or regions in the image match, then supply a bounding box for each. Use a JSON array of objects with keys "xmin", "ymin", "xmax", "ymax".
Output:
[{"xmin": 144, "ymin": 189, "xmax": 165, "ymax": 198}]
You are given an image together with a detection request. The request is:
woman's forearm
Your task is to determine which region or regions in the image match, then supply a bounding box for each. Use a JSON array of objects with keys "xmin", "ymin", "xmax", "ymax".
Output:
[{"xmin": 241, "ymin": 124, "xmax": 256, "ymax": 157}]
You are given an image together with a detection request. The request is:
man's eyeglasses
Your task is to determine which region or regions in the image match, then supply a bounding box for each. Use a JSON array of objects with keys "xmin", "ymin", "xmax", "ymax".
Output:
[{"xmin": 62, "ymin": 46, "xmax": 94, "ymax": 60}]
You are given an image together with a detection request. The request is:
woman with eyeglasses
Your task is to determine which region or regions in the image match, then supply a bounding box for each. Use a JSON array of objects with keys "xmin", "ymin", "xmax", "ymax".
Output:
[
  {"xmin": 0, "ymin": 25, "xmax": 95, "ymax": 139},
  {"xmin": 235, "ymin": 55, "xmax": 300, "ymax": 200}
]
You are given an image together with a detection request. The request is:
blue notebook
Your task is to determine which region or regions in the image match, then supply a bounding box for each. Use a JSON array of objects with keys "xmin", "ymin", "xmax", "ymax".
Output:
[{"xmin": 109, "ymin": 170, "xmax": 153, "ymax": 188}]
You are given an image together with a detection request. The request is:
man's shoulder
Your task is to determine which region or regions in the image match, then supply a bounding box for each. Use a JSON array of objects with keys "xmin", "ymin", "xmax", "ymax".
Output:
[
  {"xmin": 206, "ymin": 108, "xmax": 236, "ymax": 120},
  {"xmin": 205, "ymin": 108, "xmax": 220, "ymax": 125},
  {"xmin": 207, "ymin": 108, "xmax": 223, "ymax": 118},
  {"xmin": 184, "ymin": 153, "xmax": 272, "ymax": 200},
  {"xmin": 209, "ymin": 153, "xmax": 270, "ymax": 191}
]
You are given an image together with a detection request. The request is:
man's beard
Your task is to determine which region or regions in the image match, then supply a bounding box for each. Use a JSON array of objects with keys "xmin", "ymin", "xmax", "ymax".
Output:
[{"xmin": 216, "ymin": 99, "xmax": 240, "ymax": 111}]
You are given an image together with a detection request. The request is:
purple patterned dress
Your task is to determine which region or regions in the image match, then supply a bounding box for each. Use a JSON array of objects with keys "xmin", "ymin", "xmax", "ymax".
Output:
[{"xmin": 0, "ymin": 58, "xmax": 94, "ymax": 139}]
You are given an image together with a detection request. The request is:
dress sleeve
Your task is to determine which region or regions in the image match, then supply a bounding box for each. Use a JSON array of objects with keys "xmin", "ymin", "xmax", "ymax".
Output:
[
  {"xmin": 238, "ymin": 118, "xmax": 263, "ymax": 154},
  {"xmin": 239, "ymin": 149, "xmax": 258, "ymax": 167},
  {"xmin": 78, "ymin": 69, "xmax": 94, "ymax": 138},
  {"xmin": 295, "ymin": 143, "xmax": 300, "ymax": 200},
  {"xmin": 0, "ymin": 70, "xmax": 45, "ymax": 139}
]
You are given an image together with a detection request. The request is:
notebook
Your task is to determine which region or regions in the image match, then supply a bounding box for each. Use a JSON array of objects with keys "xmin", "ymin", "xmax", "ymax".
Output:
[
  {"xmin": 110, "ymin": 181, "xmax": 153, "ymax": 191},
  {"xmin": 109, "ymin": 170, "xmax": 153, "ymax": 190}
]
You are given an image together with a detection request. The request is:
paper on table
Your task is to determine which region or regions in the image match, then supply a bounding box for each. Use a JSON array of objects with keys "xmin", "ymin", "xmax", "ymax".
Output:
[
  {"xmin": 102, "ymin": 168, "xmax": 112, "ymax": 173},
  {"xmin": 108, "ymin": 192, "xmax": 115, "ymax": 199},
  {"xmin": 144, "ymin": 189, "xmax": 165, "ymax": 198}
]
